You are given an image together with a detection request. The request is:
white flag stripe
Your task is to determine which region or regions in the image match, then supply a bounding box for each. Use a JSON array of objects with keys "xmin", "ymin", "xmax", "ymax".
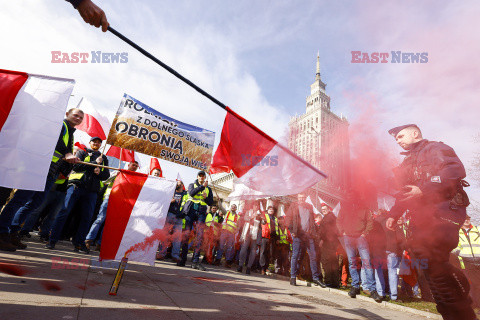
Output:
[
  {"xmin": 306, "ymin": 196, "xmax": 320, "ymax": 215},
  {"xmin": 228, "ymin": 144, "xmax": 325, "ymax": 199},
  {"xmin": 333, "ymin": 202, "xmax": 341, "ymax": 217},
  {"xmin": 0, "ymin": 75, "xmax": 74, "ymax": 191},
  {"xmin": 318, "ymin": 196, "xmax": 326, "ymax": 205},
  {"xmin": 114, "ymin": 176, "xmax": 176, "ymax": 265}
]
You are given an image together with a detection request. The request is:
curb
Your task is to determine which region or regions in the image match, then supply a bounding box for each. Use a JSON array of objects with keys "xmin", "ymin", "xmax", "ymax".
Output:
[{"xmin": 264, "ymin": 272, "xmax": 442, "ymax": 320}]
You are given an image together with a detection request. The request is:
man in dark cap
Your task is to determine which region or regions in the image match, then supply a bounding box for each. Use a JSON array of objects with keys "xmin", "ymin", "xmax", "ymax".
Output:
[
  {"xmin": 385, "ymin": 124, "xmax": 475, "ymax": 320},
  {"xmin": 178, "ymin": 170, "xmax": 213, "ymax": 271},
  {"xmin": 46, "ymin": 136, "xmax": 109, "ymax": 252}
]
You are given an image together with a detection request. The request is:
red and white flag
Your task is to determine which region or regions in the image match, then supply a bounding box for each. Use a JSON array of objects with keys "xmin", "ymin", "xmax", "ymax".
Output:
[
  {"xmin": 306, "ymin": 196, "xmax": 321, "ymax": 215},
  {"xmin": 99, "ymin": 170, "xmax": 176, "ymax": 265},
  {"xmin": 75, "ymin": 97, "xmax": 111, "ymax": 140},
  {"xmin": 106, "ymin": 145, "xmax": 135, "ymax": 163},
  {"xmin": 0, "ymin": 69, "xmax": 74, "ymax": 191},
  {"xmin": 210, "ymin": 108, "xmax": 327, "ymax": 199}
]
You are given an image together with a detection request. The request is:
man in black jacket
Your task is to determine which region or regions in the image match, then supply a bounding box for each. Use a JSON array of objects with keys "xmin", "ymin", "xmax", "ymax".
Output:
[
  {"xmin": 319, "ymin": 204, "xmax": 340, "ymax": 288},
  {"xmin": 46, "ymin": 136, "xmax": 109, "ymax": 251},
  {"xmin": 178, "ymin": 171, "xmax": 213, "ymax": 270},
  {"xmin": 286, "ymin": 193, "xmax": 323, "ymax": 287},
  {"xmin": 385, "ymin": 124, "xmax": 476, "ymax": 320},
  {"xmin": 0, "ymin": 108, "xmax": 83, "ymax": 251}
]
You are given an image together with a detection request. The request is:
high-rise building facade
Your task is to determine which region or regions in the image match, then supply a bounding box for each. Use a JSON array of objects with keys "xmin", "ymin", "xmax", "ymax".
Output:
[{"xmin": 288, "ymin": 54, "xmax": 350, "ymax": 204}]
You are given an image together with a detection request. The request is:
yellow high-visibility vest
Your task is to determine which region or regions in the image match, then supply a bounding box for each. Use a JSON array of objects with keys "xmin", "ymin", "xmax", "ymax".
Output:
[
  {"xmin": 457, "ymin": 226, "xmax": 480, "ymax": 269},
  {"xmin": 264, "ymin": 214, "xmax": 279, "ymax": 238},
  {"xmin": 52, "ymin": 121, "xmax": 70, "ymax": 163},
  {"xmin": 68, "ymin": 154, "xmax": 104, "ymax": 182},
  {"xmin": 278, "ymin": 227, "xmax": 289, "ymax": 244},
  {"xmin": 185, "ymin": 183, "xmax": 210, "ymax": 207}
]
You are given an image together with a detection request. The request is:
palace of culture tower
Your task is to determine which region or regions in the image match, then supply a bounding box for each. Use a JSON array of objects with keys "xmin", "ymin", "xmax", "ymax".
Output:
[{"xmin": 288, "ymin": 54, "xmax": 350, "ymax": 205}]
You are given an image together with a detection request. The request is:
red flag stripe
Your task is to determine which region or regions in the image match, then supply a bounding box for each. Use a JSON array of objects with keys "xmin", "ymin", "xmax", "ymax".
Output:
[
  {"xmin": 210, "ymin": 107, "xmax": 276, "ymax": 177},
  {"xmin": 75, "ymin": 113, "xmax": 107, "ymax": 140},
  {"xmin": 100, "ymin": 170, "xmax": 148, "ymax": 260},
  {"xmin": 0, "ymin": 70, "xmax": 28, "ymax": 131},
  {"xmin": 106, "ymin": 145, "xmax": 135, "ymax": 162}
]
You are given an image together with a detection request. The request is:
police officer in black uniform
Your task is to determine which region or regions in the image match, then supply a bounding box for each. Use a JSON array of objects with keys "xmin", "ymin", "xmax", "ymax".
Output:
[{"xmin": 385, "ymin": 124, "xmax": 476, "ymax": 320}]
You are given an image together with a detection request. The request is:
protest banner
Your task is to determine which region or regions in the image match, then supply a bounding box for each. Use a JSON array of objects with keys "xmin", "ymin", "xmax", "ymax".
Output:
[{"xmin": 107, "ymin": 94, "xmax": 215, "ymax": 170}]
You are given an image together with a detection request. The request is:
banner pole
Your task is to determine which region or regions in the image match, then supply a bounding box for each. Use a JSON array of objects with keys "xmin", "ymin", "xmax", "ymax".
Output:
[{"xmin": 118, "ymin": 147, "xmax": 123, "ymax": 169}]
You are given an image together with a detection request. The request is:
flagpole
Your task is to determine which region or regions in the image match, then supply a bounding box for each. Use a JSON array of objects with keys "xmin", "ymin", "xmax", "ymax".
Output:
[
  {"xmin": 78, "ymin": 161, "xmax": 119, "ymax": 171},
  {"xmin": 100, "ymin": 143, "xmax": 108, "ymax": 156},
  {"xmin": 76, "ymin": 96, "xmax": 84, "ymax": 108},
  {"xmin": 106, "ymin": 26, "xmax": 327, "ymax": 180},
  {"xmin": 207, "ymin": 172, "xmax": 221, "ymax": 201},
  {"xmin": 118, "ymin": 147, "xmax": 123, "ymax": 169}
]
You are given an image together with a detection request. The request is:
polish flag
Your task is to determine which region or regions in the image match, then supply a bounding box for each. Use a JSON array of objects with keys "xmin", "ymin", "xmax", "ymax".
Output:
[
  {"xmin": 106, "ymin": 145, "xmax": 135, "ymax": 163},
  {"xmin": 210, "ymin": 107, "xmax": 327, "ymax": 199},
  {"xmin": 0, "ymin": 69, "xmax": 74, "ymax": 191},
  {"xmin": 75, "ymin": 98, "xmax": 111, "ymax": 140},
  {"xmin": 149, "ymin": 158, "xmax": 163, "ymax": 177},
  {"xmin": 318, "ymin": 196, "xmax": 327, "ymax": 205},
  {"xmin": 332, "ymin": 202, "xmax": 341, "ymax": 217},
  {"xmin": 306, "ymin": 196, "xmax": 321, "ymax": 215},
  {"xmin": 99, "ymin": 170, "xmax": 176, "ymax": 265}
]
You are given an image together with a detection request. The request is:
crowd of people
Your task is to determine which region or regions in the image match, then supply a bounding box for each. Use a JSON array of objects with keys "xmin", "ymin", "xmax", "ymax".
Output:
[
  {"xmin": 156, "ymin": 183, "xmax": 436, "ymax": 304},
  {"xmin": 0, "ymin": 110, "xmax": 478, "ymax": 319}
]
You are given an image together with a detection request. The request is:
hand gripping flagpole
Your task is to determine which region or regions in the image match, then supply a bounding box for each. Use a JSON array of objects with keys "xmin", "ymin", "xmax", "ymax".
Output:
[{"xmin": 106, "ymin": 27, "xmax": 327, "ymax": 179}]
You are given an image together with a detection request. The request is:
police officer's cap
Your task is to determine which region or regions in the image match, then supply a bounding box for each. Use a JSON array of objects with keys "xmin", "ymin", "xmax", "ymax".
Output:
[
  {"xmin": 388, "ymin": 124, "xmax": 419, "ymax": 137},
  {"xmin": 197, "ymin": 170, "xmax": 206, "ymax": 177},
  {"xmin": 90, "ymin": 136, "xmax": 103, "ymax": 142}
]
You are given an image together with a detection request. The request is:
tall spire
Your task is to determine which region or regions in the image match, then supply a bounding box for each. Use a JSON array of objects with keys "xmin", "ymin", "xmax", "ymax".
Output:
[{"xmin": 315, "ymin": 51, "xmax": 320, "ymax": 80}]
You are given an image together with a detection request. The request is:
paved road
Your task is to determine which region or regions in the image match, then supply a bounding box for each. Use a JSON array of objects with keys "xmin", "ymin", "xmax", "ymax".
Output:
[{"xmin": 0, "ymin": 237, "xmax": 436, "ymax": 320}]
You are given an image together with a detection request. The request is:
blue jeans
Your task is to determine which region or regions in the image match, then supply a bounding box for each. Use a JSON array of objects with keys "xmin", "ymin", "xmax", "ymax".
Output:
[
  {"xmin": 49, "ymin": 185, "xmax": 97, "ymax": 245},
  {"xmin": 180, "ymin": 214, "xmax": 205, "ymax": 264},
  {"xmin": 0, "ymin": 175, "xmax": 56, "ymax": 234},
  {"xmin": 343, "ymin": 235, "xmax": 376, "ymax": 292},
  {"xmin": 171, "ymin": 217, "xmax": 183, "ymax": 259},
  {"xmin": 86, "ymin": 196, "xmax": 109, "ymax": 244},
  {"xmin": 20, "ymin": 190, "xmax": 65, "ymax": 236},
  {"xmin": 387, "ymin": 251, "xmax": 401, "ymax": 300},
  {"xmin": 290, "ymin": 235, "xmax": 320, "ymax": 281},
  {"xmin": 372, "ymin": 253, "xmax": 386, "ymax": 296},
  {"xmin": 216, "ymin": 230, "xmax": 236, "ymax": 262}
]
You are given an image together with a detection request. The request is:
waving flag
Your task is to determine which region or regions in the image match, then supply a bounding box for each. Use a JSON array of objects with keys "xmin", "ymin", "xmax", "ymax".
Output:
[
  {"xmin": 210, "ymin": 107, "xmax": 327, "ymax": 199},
  {"xmin": 333, "ymin": 202, "xmax": 341, "ymax": 217},
  {"xmin": 306, "ymin": 196, "xmax": 321, "ymax": 215},
  {"xmin": 106, "ymin": 145, "xmax": 135, "ymax": 163},
  {"xmin": 0, "ymin": 69, "xmax": 74, "ymax": 191},
  {"xmin": 75, "ymin": 97, "xmax": 111, "ymax": 140},
  {"xmin": 99, "ymin": 170, "xmax": 176, "ymax": 265}
]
